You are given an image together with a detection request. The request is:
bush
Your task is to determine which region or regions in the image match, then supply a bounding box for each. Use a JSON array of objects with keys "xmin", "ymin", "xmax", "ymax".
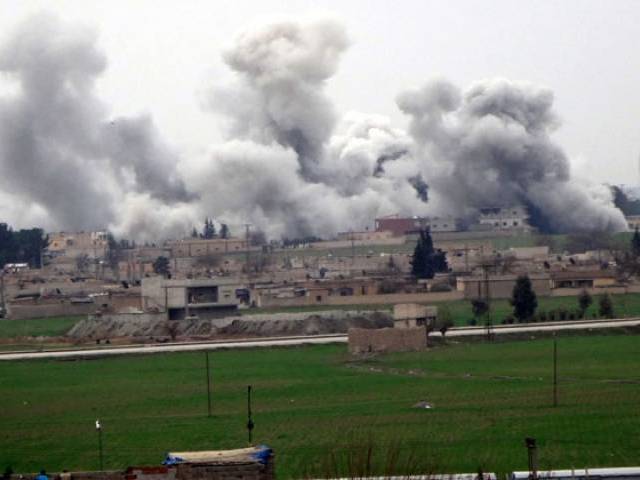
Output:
[
  {"xmin": 468, "ymin": 318, "xmax": 477, "ymax": 326},
  {"xmin": 599, "ymin": 294, "xmax": 614, "ymax": 319},
  {"xmin": 538, "ymin": 311, "xmax": 548, "ymax": 322}
]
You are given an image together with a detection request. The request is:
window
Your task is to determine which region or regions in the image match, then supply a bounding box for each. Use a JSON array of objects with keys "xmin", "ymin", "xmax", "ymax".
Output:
[{"xmin": 316, "ymin": 295, "xmax": 322, "ymax": 302}]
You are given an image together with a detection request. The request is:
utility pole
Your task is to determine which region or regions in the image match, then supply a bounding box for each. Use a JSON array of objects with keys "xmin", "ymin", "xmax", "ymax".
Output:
[
  {"xmin": 350, "ymin": 229, "xmax": 355, "ymax": 265},
  {"xmin": 206, "ymin": 351, "xmax": 212, "ymax": 417},
  {"xmin": 482, "ymin": 262, "xmax": 493, "ymax": 340},
  {"xmin": 464, "ymin": 242, "xmax": 469, "ymax": 272},
  {"xmin": 0, "ymin": 272, "xmax": 5, "ymax": 316},
  {"xmin": 244, "ymin": 224, "xmax": 251, "ymax": 276},
  {"xmin": 95, "ymin": 419, "xmax": 104, "ymax": 471},
  {"xmin": 247, "ymin": 385, "xmax": 254, "ymax": 444},
  {"xmin": 525, "ymin": 437, "xmax": 537, "ymax": 480}
]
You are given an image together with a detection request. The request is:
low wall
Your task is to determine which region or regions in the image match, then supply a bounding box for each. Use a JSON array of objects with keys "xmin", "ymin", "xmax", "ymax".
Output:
[
  {"xmin": 309, "ymin": 237, "xmax": 406, "ymax": 249},
  {"xmin": 258, "ymin": 290, "xmax": 463, "ymax": 308},
  {"xmin": 348, "ymin": 326, "xmax": 427, "ymax": 354},
  {"xmin": 550, "ymin": 286, "xmax": 640, "ymax": 297},
  {"xmin": 7, "ymin": 302, "xmax": 96, "ymax": 320},
  {"xmin": 9, "ymin": 455, "xmax": 274, "ymax": 480}
]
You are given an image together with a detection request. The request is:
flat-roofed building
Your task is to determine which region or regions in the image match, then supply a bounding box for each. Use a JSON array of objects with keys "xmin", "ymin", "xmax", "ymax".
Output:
[
  {"xmin": 457, "ymin": 273, "xmax": 551, "ymax": 299},
  {"xmin": 375, "ymin": 214, "xmax": 459, "ymax": 236},
  {"xmin": 142, "ymin": 277, "xmax": 244, "ymax": 320},
  {"xmin": 167, "ymin": 238, "xmax": 248, "ymax": 257}
]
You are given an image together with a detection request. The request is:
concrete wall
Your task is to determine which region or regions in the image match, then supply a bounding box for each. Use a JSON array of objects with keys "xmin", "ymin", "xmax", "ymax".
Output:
[
  {"xmin": 257, "ymin": 290, "xmax": 463, "ymax": 308},
  {"xmin": 551, "ymin": 286, "xmax": 630, "ymax": 297},
  {"xmin": 9, "ymin": 456, "xmax": 274, "ymax": 480},
  {"xmin": 348, "ymin": 326, "xmax": 427, "ymax": 354},
  {"xmin": 168, "ymin": 238, "xmax": 249, "ymax": 257},
  {"xmin": 458, "ymin": 275, "xmax": 551, "ymax": 299},
  {"xmin": 7, "ymin": 302, "xmax": 95, "ymax": 320},
  {"xmin": 309, "ymin": 237, "xmax": 405, "ymax": 249}
]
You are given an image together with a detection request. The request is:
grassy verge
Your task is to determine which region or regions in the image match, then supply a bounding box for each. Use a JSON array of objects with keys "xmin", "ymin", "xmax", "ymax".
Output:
[
  {"xmin": 245, "ymin": 292, "xmax": 640, "ymax": 326},
  {"xmin": 0, "ymin": 316, "xmax": 83, "ymax": 339},
  {"xmin": 1, "ymin": 335, "xmax": 639, "ymax": 477}
]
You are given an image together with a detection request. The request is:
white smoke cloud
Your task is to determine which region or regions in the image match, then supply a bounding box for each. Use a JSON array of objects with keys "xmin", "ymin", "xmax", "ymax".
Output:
[{"xmin": 0, "ymin": 14, "xmax": 627, "ymax": 240}]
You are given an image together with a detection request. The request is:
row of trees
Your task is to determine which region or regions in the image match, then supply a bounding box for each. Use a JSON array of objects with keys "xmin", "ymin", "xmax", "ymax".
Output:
[
  {"xmin": 0, "ymin": 223, "xmax": 49, "ymax": 269},
  {"xmin": 470, "ymin": 276, "xmax": 616, "ymax": 326},
  {"xmin": 191, "ymin": 218, "xmax": 230, "ymax": 240}
]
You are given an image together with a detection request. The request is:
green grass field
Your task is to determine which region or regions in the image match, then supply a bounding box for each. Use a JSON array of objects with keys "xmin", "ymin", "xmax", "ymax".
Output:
[
  {"xmin": 1, "ymin": 335, "xmax": 639, "ymax": 477},
  {"xmin": 0, "ymin": 316, "xmax": 82, "ymax": 338},
  {"xmin": 246, "ymin": 293, "xmax": 640, "ymax": 326}
]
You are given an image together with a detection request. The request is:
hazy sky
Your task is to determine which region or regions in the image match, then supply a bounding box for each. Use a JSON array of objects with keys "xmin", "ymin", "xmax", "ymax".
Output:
[{"xmin": 1, "ymin": 0, "xmax": 639, "ymax": 186}]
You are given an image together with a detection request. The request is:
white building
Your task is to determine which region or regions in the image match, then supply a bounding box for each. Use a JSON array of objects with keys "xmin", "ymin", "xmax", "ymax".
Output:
[{"xmin": 477, "ymin": 206, "xmax": 532, "ymax": 232}]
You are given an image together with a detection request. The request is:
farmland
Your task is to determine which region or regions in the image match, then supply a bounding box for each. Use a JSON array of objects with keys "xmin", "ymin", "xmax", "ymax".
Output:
[{"xmin": 1, "ymin": 334, "xmax": 639, "ymax": 477}]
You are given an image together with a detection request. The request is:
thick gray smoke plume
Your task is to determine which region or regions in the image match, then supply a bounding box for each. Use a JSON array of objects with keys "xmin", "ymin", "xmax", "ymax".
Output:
[
  {"xmin": 397, "ymin": 78, "xmax": 627, "ymax": 233},
  {"xmin": 0, "ymin": 13, "xmax": 627, "ymax": 239},
  {"xmin": 213, "ymin": 17, "xmax": 348, "ymax": 180},
  {"xmin": 0, "ymin": 13, "xmax": 194, "ymax": 238}
]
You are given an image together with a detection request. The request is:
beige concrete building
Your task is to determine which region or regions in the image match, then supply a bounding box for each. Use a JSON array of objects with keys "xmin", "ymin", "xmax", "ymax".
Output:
[
  {"xmin": 142, "ymin": 277, "xmax": 244, "ymax": 319},
  {"xmin": 457, "ymin": 273, "xmax": 551, "ymax": 299},
  {"xmin": 476, "ymin": 206, "xmax": 532, "ymax": 232},
  {"xmin": 393, "ymin": 303, "xmax": 438, "ymax": 328},
  {"xmin": 336, "ymin": 230, "xmax": 395, "ymax": 242},
  {"xmin": 550, "ymin": 270, "xmax": 617, "ymax": 289},
  {"xmin": 48, "ymin": 231, "xmax": 109, "ymax": 259},
  {"xmin": 167, "ymin": 238, "xmax": 249, "ymax": 257}
]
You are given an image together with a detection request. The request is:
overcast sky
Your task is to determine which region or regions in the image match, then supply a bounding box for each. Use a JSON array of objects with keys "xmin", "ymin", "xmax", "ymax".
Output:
[{"xmin": 1, "ymin": 0, "xmax": 639, "ymax": 186}]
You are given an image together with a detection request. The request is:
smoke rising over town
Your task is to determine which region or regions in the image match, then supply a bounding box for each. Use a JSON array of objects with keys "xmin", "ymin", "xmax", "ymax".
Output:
[{"xmin": 0, "ymin": 13, "xmax": 627, "ymax": 240}]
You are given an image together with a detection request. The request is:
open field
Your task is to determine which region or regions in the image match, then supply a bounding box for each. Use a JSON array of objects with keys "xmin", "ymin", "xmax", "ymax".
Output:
[
  {"xmin": 1, "ymin": 334, "xmax": 639, "ymax": 477},
  {"xmin": 247, "ymin": 292, "xmax": 640, "ymax": 326},
  {"xmin": 0, "ymin": 316, "xmax": 82, "ymax": 338},
  {"xmin": 2, "ymin": 292, "xmax": 640, "ymax": 346}
]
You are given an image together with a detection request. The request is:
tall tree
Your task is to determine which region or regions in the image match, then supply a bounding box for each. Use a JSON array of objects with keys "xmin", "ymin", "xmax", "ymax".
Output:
[
  {"xmin": 14, "ymin": 228, "xmax": 48, "ymax": 268},
  {"xmin": 191, "ymin": 227, "xmax": 199, "ymax": 238},
  {"xmin": 202, "ymin": 218, "xmax": 216, "ymax": 239},
  {"xmin": 411, "ymin": 228, "xmax": 448, "ymax": 279},
  {"xmin": 577, "ymin": 289, "xmax": 593, "ymax": 318},
  {"xmin": 220, "ymin": 224, "xmax": 230, "ymax": 239},
  {"xmin": 153, "ymin": 256, "xmax": 170, "ymax": 278},
  {"xmin": 471, "ymin": 298, "xmax": 489, "ymax": 321},
  {"xmin": 599, "ymin": 293, "xmax": 614, "ymax": 319},
  {"xmin": 510, "ymin": 275, "xmax": 538, "ymax": 322},
  {"xmin": 632, "ymin": 227, "xmax": 640, "ymax": 258}
]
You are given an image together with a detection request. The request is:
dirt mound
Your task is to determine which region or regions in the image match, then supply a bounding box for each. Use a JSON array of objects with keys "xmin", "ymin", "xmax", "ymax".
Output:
[
  {"xmin": 219, "ymin": 312, "xmax": 392, "ymax": 336},
  {"xmin": 67, "ymin": 310, "xmax": 392, "ymax": 339}
]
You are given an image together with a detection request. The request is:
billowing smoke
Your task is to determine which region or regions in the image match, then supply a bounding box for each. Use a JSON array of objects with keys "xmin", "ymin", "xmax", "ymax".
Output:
[
  {"xmin": 0, "ymin": 13, "xmax": 195, "ymax": 239},
  {"xmin": 397, "ymin": 78, "xmax": 627, "ymax": 233},
  {"xmin": 0, "ymin": 14, "xmax": 627, "ymax": 240},
  {"xmin": 212, "ymin": 17, "xmax": 349, "ymax": 180}
]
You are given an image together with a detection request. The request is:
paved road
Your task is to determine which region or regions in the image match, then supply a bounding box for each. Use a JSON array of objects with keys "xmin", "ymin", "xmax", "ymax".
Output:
[
  {"xmin": 1, "ymin": 317, "xmax": 638, "ymax": 361},
  {"xmin": 442, "ymin": 317, "xmax": 640, "ymax": 337}
]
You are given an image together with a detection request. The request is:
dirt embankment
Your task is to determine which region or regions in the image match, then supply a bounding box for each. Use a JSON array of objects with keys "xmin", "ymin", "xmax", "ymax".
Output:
[
  {"xmin": 218, "ymin": 312, "xmax": 392, "ymax": 336},
  {"xmin": 67, "ymin": 310, "xmax": 392, "ymax": 340}
]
